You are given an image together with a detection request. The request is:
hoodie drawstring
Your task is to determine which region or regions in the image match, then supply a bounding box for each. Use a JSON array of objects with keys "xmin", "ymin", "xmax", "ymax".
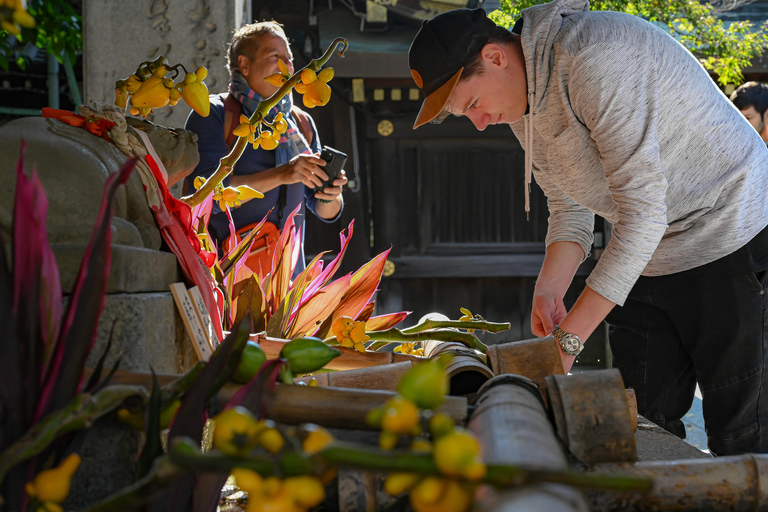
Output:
[{"xmin": 524, "ymin": 92, "xmax": 535, "ymax": 220}]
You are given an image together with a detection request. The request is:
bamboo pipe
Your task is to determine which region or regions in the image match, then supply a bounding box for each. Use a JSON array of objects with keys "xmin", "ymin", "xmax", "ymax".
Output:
[
  {"xmin": 546, "ymin": 369, "xmax": 637, "ymax": 464},
  {"xmin": 293, "ymin": 361, "xmax": 414, "ymax": 390},
  {"xmin": 486, "ymin": 337, "xmax": 565, "ymax": 396},
  {"xmin": 220, "ymin": 383, "xmax": 468, "ymax": 430},
  {"xmin": 252, "ymin": 333, "xmax": 424, "ymax": 371},
  {"xmin": 468, "ymin": 375, "xmax": 589, "ymax": 512},
  {"xmin": 91, "ymin": 369, "xmax": 468, "ymax": 430},
  {"xmin": 586, "ymin": 454, "xmax": 768, "ymax": 511},
  {"xmin": 421, "ymin": 340, "xmax": 494, "ymax": 395}
]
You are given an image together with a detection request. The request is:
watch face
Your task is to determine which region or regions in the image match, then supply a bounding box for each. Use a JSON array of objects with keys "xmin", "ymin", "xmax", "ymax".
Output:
[{"xmin": 562, "ymin": 335, "xmax": 583, "ymax": 355}]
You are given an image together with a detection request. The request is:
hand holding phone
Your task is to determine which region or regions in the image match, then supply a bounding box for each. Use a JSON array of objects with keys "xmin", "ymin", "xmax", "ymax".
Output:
[{"xmin": 314, "ymin": 146, "xmax": 347, "ymax": 193}]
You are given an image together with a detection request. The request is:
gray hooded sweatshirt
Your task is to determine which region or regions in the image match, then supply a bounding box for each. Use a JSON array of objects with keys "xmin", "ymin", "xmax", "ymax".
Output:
[{"xmin": 509, "ymin": 0, "xmax": 768, "ymax": 306}]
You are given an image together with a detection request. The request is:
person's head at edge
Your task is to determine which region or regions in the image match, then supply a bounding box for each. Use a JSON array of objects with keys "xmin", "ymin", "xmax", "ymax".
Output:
[
  {"xmin": 730, "ymin": 81, "xmax": 768, "ymax": 142},
  {"xmin": 408, "ymin": 8, "xmax": 528, "ymax": 131},
  {"xmin": 227, "ymin": 21, "xmax": 295, "ymax": 99}
]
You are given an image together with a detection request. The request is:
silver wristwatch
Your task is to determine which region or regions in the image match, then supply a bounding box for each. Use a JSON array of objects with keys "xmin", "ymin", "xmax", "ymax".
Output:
[{"xmin": 552, "ymin": 325, "xmax": 584, "ymax": 356}]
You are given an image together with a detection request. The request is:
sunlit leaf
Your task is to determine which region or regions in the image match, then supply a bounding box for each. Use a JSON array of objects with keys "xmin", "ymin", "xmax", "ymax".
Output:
[
  {"xmin": 365, "ymin": 311, "xmax": 410, "ymax": 331},
  {"xmin": 286, "ymin": 274, "xmax": 351, "ymax": 338}
]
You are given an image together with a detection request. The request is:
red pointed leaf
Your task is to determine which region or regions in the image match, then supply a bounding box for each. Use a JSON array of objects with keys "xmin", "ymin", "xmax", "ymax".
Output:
[
  {"xmin": 365, "ymin": 311, "xmax": 410, "ymax": 331},
  {"xmin": 34, "ymin": 158, "xmax": 138, "ymax": 422},
  {"xmin": 326, "ymin": 249, "xmax": 391, "ymax": 326},
  {"xmin": 355, "ymin": 302, "xmax": 375, "ymax": 322},
  {"xmin": 302, "ymin": 220, "xmax": 354, "ymax": 298},
  {"xmin": 286, "ymin": 274, "xmax": 351, "ymax": 338}
]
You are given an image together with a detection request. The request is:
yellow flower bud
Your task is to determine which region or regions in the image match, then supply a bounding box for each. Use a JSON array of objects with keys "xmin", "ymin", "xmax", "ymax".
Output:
[
  {"xmin": 301, "ymin": 68, "xmax": 318, "ymax": 84},
  {"xmin": 27, "ymin": 453, "xmax": 81, "ymax": 504},
  {"xmin": 302, "ymin": 424, "xmax": 334, "ymax": 454},
  {"xmin": 318, "ymin": 67, "xmax": 335, "ymax": 83},
  {"xmin": 236, "ymin": 185, "xmax": 264, "ymax": 201}
]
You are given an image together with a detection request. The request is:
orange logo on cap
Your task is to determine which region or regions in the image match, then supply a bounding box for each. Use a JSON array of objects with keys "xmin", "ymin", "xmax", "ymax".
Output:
[{"xmin": 411, "ymin": 69, "xmax": 423, "ymax": 89}]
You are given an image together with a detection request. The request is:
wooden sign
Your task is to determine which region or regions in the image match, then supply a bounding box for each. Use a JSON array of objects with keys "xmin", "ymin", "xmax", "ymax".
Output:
[
  {"xmin": 170, "ymin": 282, "xmax": 213, "ymax": 361},
  {"xmin": 188, "ymin": 285, "xmax": 221, "ymax": 350}
]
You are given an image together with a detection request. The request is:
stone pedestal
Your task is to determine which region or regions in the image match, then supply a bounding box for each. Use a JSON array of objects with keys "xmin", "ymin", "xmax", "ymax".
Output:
[
  {"xmin": 86, "ymin": 292, "xmax": 198, "ymax": 374},
  {"xmin": 83, "ymin": 0, "xmax": 252, "ymax": 128}
]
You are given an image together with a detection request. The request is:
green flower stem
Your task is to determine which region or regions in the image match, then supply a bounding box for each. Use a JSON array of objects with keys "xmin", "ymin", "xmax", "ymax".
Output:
[
  {"xmin": 182, "ymin": 38, "xmax": 348, "ymax": 207},
  {"xmin": 316, "ymin": 442, "xmax": 652, "ymax": 492},
  {"xmin": 483, "ymin": 464, "xmax": 652, "ymax": 492},
  {"xmin": 84, "ymin": 438, "xmax": 650, "ymax": 511},
  {"xmin": 366, "ymin": 328, "xmax": 488, "ymax": 354},
  {"xmin": 400, "ymin": 319, "xmax": 510, "ymax": 335},
  {"xmin": 0, "ymin": 385, "xmax": 146, "ymax": 484},
  {"xmin": 168, "ymin": 437, "xmax": 275, "ymax": 474}
]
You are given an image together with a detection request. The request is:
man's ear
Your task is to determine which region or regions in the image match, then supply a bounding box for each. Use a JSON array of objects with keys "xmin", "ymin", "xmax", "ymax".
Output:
[
  {"xmin": 480, "ymin": 43, "xmax": 508, "ymax": 70},
  {"xmin": 238, "ymin": 54, "xmax": 250, "ymax": 76}
]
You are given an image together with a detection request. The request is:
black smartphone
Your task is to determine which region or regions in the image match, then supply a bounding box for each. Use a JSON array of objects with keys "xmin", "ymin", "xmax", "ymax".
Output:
[{"xmin": 314, "ymin": 146, "xmax": 347, "ymax": 193}]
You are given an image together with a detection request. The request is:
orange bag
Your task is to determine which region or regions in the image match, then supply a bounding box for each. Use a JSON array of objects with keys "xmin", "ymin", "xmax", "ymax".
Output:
[{"xmin": 226, "ymin": 221, "xmax": 280, "ymax": 277}]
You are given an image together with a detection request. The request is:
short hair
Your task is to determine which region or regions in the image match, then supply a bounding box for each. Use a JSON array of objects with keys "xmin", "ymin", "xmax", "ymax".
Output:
[
  {"xmin": 461, "ymin": 26, "xmax": 518, "ymax": 81},
  {"xmin": 430, "ymin": 26, "xmax": 517, "ymax": 124},
  {"xmin": 227, "ymin": 21, "xmax": 287, "ymax": 79},
  {"xmin": 730, "ymin": 81, "xmax": 768, "ymax": 116}
]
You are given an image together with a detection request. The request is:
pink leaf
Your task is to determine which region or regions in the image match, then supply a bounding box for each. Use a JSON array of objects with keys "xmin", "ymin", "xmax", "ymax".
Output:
[
  {"xmin": 365, "ymin": 311, "xmax": 411, "ymax": 331},
  {"xmin": 286, "ymin": 274, "xmax": 351, "ymax": 338}
]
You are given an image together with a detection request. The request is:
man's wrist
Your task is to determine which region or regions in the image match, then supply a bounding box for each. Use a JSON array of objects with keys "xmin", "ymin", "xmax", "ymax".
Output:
[{"xmin": 552, "ymin": 325, "xmax": 584, "ymax": 356}]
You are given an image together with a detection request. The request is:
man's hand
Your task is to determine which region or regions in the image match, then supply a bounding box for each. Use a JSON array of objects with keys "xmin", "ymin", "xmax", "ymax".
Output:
[
  {"xmin": 281, "ymin": 153, "xmax": 328, "ymax": 188},
  {"xmin": 314, "ymin": 169, "xmax": 347, "ymax": 201},
  {"xmin": 531, "ymin": 288, "xmax": 568, "ymax": 338}
]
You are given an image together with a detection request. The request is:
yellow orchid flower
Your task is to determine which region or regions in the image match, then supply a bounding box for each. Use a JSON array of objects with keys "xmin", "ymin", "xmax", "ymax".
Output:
[
  {"xmin": 273, "ymin": 112, "xmax": 288, "ymax": 134},
  {"xmin": 180, "ymin": 67, "xmax": 210, "ymax": 117},
  {"xmin": 125, "ymin": 74, "xmax": 143, "ymax": 94},
  {"xmin": 130, "ymin": 66, "xmax": 173, "ymax": 111},
  {"xmin": 236, "ymin": 185, "xmax": 264, "ymax": 201},
  {"xmin": 297, "ymin": 67, "xmax": 334, "ymax": 109},
  {"xmin": 114, "ymin": 81, "xmax": 129, "ymax": 109},
  {"xmin": 394, "ymin": 342, "xmax": 420, "ymax": 355},
  {"xmin": 193, "ymin": 176, "xmax": 207, "ymax": 190},
  {"xmin": 233, "ymin": 114, "xmax": 257, "ymax": 143},
  {"xmin": 459, "ymin": 307, "xmax": 476, "ymax": 334},
  {"xmin": 333, "ymin": 316, "xmax": 369, "ymax": 352},
  {"xmin": 264, "ymin": 58, "xmax": 291, "ymax": 87},
  {"xmin": 0, "ymin": 0, "xmax": 34, "ymax": 36},
  {"xmin": 169, "ymin": 86, "xmax": 182, "ymax": 106},
  {"xmin": 25, "ymin": 453, "xmax": 81, "ymax": 510},
  {"xmin": 259, "ymin": 130, "xmax": 280, "ymax": 150}
]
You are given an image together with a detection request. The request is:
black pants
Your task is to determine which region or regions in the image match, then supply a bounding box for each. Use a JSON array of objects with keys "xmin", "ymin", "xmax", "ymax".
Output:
[{"xmin": 606, "ymin": 268, "xmax": 768, "ymax": 456}]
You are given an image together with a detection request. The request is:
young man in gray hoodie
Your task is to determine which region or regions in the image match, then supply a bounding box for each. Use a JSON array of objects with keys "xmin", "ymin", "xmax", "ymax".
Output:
[{"xmin": 409, "ymin": 0, "xmax": 768, "ymax": 456}]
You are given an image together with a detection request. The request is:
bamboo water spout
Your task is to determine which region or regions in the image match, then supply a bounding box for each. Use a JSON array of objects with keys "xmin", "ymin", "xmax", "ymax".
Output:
[
  {"xmin": 469, "ymin": 375, "xmax": 589, "ymax": 512},
  {"xmin": 422, "ymin": 340, "xmax": 493, "ymax": 395},
  {"xmin": 586, "ymin": 454, "xmax": 768, "ymax": 511}
]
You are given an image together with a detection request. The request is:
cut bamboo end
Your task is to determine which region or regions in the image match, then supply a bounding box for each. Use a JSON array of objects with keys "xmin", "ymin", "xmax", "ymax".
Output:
[
  {"xmin": 546, "ymin": 369, "xmax": 637, "ymax": 465},
  {"xmin": 486, "ymin": 337, "xmax": 565, "ymax": 396}
]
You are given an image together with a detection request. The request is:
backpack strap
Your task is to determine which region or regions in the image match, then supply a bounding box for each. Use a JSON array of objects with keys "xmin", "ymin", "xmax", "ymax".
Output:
[
  {"xmin": 221, "ymin": 93, "xmax": 242, "ymax": 149},
  {"xmin": 291, "ymin": 106, "xmax": 314, "ymax": 148}
]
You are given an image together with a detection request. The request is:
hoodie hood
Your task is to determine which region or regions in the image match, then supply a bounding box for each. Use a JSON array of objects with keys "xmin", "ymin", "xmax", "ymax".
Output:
[{"xmin": 515, "ymin": 0, "xmax": 589, "ymax": 216}]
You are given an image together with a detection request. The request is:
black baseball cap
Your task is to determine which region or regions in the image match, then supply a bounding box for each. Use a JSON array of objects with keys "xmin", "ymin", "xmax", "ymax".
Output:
[{"xmin": 408, "ymin": 8, "xmax": 498, "ymax": 129}]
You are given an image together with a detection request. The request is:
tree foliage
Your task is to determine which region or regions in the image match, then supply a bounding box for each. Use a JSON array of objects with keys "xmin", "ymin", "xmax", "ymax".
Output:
[
  {"xmin": 489, "ymin": 0, "xmax": 768, "ymax": 86},
  {"xmin": 0, "ymin": 0, "xmax": 81, "ymax": 71}
]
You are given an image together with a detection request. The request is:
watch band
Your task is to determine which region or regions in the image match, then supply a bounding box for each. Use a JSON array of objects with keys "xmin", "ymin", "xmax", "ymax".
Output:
[{"xmin": 552, "ymin": 325, "xmax": 584, "ymax": 356}]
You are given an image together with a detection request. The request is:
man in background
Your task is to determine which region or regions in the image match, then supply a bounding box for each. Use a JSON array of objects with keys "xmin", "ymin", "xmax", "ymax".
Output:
[
  {"xmin": 730, "ymin": 81, "xmax": 768, "ymax": 143},
  {"xmin": 185, "ymin": 21, "xmax": 346, "ymax": 276}
]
